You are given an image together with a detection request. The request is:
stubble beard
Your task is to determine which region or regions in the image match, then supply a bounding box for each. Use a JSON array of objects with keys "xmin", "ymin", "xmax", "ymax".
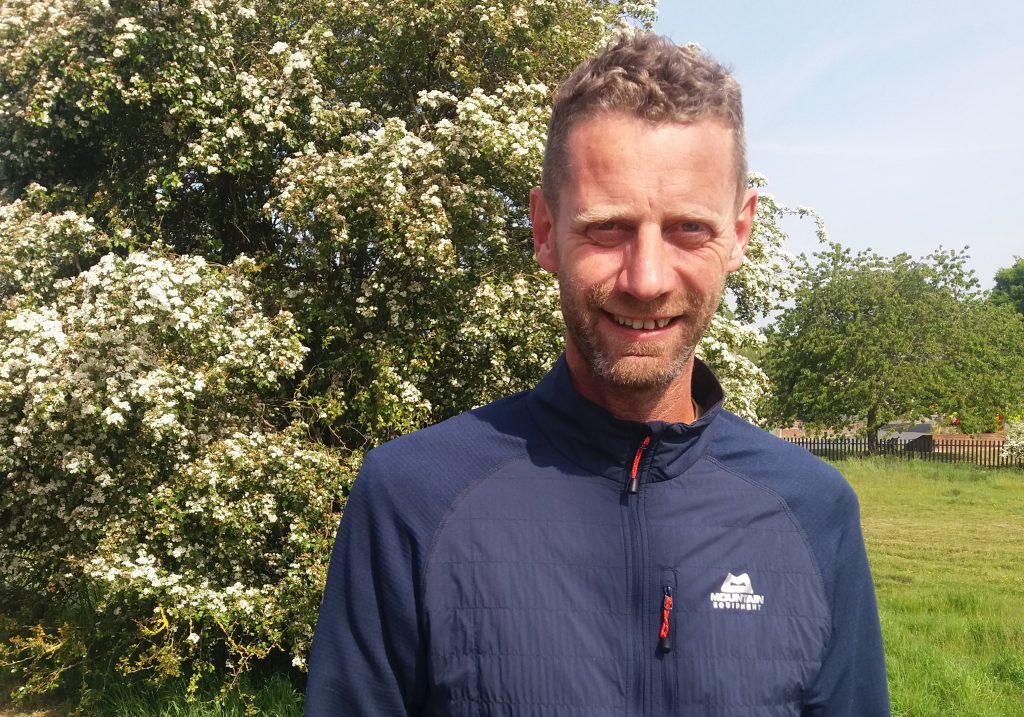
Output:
[{"xmin": 560, "ymin": 277, "xmax": 722, "ymax": 390}]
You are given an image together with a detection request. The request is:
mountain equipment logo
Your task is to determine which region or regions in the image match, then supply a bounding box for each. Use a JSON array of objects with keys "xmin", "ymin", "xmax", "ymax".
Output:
[
  {"xmin": 720, "ymin": 573, "xmax": 753, "ymax": 594},
  {"xmin": 709, "ymin": 572, "xmax": 765, "ymax": 611}
]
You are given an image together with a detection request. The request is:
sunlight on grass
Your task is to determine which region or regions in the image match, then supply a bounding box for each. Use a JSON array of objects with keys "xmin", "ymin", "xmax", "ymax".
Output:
[
  {"xmin": 839, "ymin": 459, "xmax": 1024, "ymax": 717},
  {"xmin": 85, "ymin": 673, "xmax": 302, "ymax": 717}
]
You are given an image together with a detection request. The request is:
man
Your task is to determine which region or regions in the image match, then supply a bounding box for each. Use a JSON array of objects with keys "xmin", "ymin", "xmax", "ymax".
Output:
[{"xmin": 306, "ymin": 34, "xmax": 890, "ymax": 716}]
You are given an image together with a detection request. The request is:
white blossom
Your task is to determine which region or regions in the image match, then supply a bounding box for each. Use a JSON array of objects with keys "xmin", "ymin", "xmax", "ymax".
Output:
[{"xmin": 1002, "ymin": 419, "xmax": 1024, "ymax": 460}]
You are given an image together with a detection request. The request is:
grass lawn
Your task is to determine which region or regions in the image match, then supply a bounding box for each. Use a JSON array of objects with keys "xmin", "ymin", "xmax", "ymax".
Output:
[
  {"xmin": 841, "ymin": 459, "xmax": 1024, "ymax": 716},
  {"xmin": 4, "ymin": 458, "xmax": 1021, "ymax": 715},
  {"xmin": 84, "ymin": 674, "xmax": 304, "ymax": 717},
  {"xmin": 0, "ymin": 673, "xmax": 303, "ymax": 717}
]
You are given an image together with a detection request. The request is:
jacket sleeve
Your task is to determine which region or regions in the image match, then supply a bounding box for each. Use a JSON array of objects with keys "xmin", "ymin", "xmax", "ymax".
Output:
[
  {"xmin": 305, "ymin": 452, "xmax": 428, "ymax": 716},
  {"xmin": 801, "ymin": 488, "xmax": 890, "ymax": 716}
]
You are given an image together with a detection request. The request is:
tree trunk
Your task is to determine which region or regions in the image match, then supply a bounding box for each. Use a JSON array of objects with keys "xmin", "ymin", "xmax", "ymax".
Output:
[{"xmin": 866, "ymin": 406, "xmax": 879, "ymax": 454}]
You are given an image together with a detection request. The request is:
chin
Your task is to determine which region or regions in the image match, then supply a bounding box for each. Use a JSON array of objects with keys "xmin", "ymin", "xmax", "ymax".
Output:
[{"xmin": 591, "ymin": 351, "xmax": 692, "ymax": 390}]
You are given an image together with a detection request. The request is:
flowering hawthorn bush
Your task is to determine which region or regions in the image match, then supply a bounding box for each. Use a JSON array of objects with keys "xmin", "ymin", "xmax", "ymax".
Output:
[
  {"xmin": 0, "ymin": 183, "xmax": 111, "ymax": 307},
  {"xmin": 269, "ymin": 83, "xmax": 567, "ymax": 440},
  {"xmin": 0, "ymin": 0, "xmax": 811, "ymax": 695},
  {"xmin": 0, "ymin": 238, "xmax": 351, "ymax": 688},
  {"xmin": 85, "ymin": 429, "xmax": 356, "ymax": 680},
  {"xmin": 1004, "ymin": 418, "xmax": 1024, "ymax": 461}
]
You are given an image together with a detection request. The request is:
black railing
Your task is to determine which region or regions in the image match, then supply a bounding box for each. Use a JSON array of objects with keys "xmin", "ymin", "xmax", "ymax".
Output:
[{"xmin": 783, "ymin": 436, "xmax": 1024, "ymax": 468}]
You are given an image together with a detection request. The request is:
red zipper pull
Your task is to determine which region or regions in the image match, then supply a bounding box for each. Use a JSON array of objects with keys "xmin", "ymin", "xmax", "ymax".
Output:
[
  {"xmin": 659, "ymin": 585, "xmax": 673, "ymax": 653},
  {"xmin": 627, "ymin": 435, "xmax": 651, "ymax": 494}
]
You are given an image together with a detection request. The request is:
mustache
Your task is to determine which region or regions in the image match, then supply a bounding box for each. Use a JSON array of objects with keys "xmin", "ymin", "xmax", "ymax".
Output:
[{"xmin": 584, "ymin": 283, "xmax": 708, "ymax": 316}]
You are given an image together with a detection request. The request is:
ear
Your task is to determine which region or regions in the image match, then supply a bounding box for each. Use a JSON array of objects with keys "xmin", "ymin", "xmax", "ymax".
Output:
[
  {"xmin": 530, "ymin": 187, "xmax": 559, "ymax": 272},
  {"xmin": 726, "ymin": 188, "xmax": 758, "ymax": 272}
]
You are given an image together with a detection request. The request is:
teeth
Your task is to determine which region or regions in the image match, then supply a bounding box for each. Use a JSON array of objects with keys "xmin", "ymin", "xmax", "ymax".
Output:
[{"xmin": 613, "ymin": 314, "xmax": 672, "ymax": 330}]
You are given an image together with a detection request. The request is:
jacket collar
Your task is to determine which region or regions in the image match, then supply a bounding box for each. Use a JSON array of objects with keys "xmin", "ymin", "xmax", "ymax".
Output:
[{"xmin": 526, "ymin": 354, "xmax": 725, "ymax": 485}]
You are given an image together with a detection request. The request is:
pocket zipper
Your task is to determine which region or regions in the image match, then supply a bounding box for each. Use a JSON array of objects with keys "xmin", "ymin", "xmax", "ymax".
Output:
[{"xmin": 658, "ymin": 585, "xmax": 673, "ymax": 652}]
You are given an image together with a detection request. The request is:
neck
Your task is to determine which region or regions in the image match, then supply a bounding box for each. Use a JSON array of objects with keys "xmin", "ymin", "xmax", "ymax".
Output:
[{"xmin": 565, "ymin": 350, "xmax": 699, "ymax": 424}]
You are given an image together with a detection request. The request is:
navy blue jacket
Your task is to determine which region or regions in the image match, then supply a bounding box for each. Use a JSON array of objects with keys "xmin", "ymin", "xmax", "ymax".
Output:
[{"xmin": 307, "ymin": 357, "xmax": 890, "ymax": 715}]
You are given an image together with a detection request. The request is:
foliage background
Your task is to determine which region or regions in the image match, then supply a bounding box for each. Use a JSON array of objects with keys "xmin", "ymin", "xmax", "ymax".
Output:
[
  {"xmin": 991, "ymin": 257, "xmax": 1024, "ymax": 316},
  {"xmin": 761, "ymin": 244, "xmax": 1024, "ymax": 438}
]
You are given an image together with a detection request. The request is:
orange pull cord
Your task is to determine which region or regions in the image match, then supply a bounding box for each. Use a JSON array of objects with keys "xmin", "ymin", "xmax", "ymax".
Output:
[
  {"xmin": 659, "ymin": 586, "xmax": 673, "ymax": 653},
  {"xmin": 627, "ymin": 436, "xmax": 651, "ymax": 494}
]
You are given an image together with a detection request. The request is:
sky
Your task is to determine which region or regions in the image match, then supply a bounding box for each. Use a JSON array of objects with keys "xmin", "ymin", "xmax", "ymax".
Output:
[{"xmin": 655, "ymin": 0, "xmax": 1024, "ymax": 289}]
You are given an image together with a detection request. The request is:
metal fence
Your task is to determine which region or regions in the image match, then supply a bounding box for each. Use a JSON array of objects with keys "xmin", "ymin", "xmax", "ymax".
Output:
[{"xmin": 783, "ymin": 436, "xmax": 1024, "ymax": 468}]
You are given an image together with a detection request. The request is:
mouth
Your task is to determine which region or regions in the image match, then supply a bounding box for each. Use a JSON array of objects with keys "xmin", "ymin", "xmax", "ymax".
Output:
[{"xmin": 609, "ymin": 312, "xmax": 676, "ymax": 331}]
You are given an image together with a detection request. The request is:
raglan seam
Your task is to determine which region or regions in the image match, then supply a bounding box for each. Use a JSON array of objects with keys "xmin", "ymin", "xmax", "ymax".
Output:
[{"xmin": 421, "ymin": 447, "xmax": 533, "ymax": 609}]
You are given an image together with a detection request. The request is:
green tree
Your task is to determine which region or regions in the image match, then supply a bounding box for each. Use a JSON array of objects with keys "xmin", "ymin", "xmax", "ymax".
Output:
[
  {"xmin": 949, "ymin": 299, "xmax": 1024, "ymax": 433},
  {"xmin": 762, "ymin": 244, "xmax": 1024, "ymax": 442},
  {"xmin": 991, "ymin": 256, "xmax": 1024, "ymax": 314}
]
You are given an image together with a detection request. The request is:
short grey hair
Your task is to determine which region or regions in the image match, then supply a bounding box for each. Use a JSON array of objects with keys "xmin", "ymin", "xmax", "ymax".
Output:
[{"xmin": 541, "ymin": 33, "xmax": 746, "ymax": 213}]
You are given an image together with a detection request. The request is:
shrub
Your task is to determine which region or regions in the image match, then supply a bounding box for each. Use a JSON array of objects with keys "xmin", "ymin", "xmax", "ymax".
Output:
[
  {"xmin": 1003, "ymin": 418, "xmax": 1024, "ymax": 461},
  {"xmin": 0, "ymin": 241, "xmax": 351, "ymax": 692}
]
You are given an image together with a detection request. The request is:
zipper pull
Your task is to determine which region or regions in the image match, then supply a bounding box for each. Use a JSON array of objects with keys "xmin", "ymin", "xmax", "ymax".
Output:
[
  {"xmin": 658, "ymin": 586, "xmax": 673, "ymax": 653},
  {"xmin": 627, "ymin": 435, "xmax": 651, "ymax": 494}
]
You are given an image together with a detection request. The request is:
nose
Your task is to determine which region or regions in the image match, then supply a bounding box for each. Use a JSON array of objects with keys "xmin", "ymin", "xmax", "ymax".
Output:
[{"xmin": 616, "ymin": 225, "xmax": 673, "ymax": 301}]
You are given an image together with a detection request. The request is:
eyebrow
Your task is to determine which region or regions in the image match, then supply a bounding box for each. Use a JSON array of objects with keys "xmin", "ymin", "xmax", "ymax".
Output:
[
  {"xmin": 571, "ymin": 206, "xmax": 722, "ymax": 227},
  {"xmin": 571, "ymin": 207, "xmax": 631, "ymax": 225}
]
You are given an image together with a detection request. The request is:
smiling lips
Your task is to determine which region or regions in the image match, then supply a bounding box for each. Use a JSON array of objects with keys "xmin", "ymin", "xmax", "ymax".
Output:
[{"xmin": 611, "ymin": 313, "xmax": 674, "ymax": 330}]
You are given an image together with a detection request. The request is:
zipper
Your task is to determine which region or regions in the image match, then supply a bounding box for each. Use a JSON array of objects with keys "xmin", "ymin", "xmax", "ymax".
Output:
[
  {"xmin": 658, "ymin": 570, "xmax": 678, "ymax": 713},
  {"xmin": 627, "ymin": 435, "xmax": 651, "ymax": 494},
  {"xmin": 623, "ymin": 433, "xmax": 651, "ymax": 715},
  {"xmin": 658, "ymin": 585, "xmax": 674, "ymax": 652}
]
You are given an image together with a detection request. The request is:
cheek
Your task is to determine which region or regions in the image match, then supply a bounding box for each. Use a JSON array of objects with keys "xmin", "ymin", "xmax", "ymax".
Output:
[
  {"xmin": 691, "ymin": 272, "xmax": 729, "ymax": 306},
  {"xmin": 677, "ymin": 249, "xmax": 732, "ymax": 289},
  {"xmin": 561, "ymin": 248, "xmax": 626, "ymax": 286}
]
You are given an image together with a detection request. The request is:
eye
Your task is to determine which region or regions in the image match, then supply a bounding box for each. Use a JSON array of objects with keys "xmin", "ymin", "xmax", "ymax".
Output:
[
  {"xmin": 669, "ymin": 220, "xmax": 711, "ymax": 245},
  {"xmin": 587, "ymin": 221, "xmax": 632, "ymax": 245}
]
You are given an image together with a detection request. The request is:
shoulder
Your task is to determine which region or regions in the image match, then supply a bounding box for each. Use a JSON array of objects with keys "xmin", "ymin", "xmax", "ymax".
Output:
[
  {"xmin": 354, "ymin": 390, "xmax": 535, "ymax": 520},
  {"xmin": 706, "ymin": 411, "xmax": 864, "ymax": 582},
  {"xmin": 708, "ymin": 410, "xmax": 858, "ymax": 514}
]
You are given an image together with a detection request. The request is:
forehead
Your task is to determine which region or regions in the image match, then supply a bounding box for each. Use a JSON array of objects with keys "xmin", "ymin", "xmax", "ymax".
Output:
[{"xmin": 561, "ymin": 113, "xmax": 739, "ymax": 212}]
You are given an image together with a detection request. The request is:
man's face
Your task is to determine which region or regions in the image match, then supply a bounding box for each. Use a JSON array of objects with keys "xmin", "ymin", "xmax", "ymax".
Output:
[{"xmin": 530, "ymin": 113, "xmax": 757, "ymax": 393}]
